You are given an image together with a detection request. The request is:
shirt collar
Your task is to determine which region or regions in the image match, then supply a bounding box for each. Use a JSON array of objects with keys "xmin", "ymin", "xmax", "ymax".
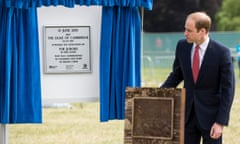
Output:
[{"xmin": 193, "ymin": 37, "xmax": 209, "ymax": 51}]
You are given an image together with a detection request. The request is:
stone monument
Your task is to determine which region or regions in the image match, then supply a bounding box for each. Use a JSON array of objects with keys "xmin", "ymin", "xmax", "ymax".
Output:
[{"xmin": 124, "ymin": 87, "xmax": 185, "ymax": 144}]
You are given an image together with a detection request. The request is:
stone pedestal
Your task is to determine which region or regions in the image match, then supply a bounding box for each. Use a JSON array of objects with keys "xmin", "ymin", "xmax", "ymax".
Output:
[{"xmin": 124, "ymin": 88, "xmax": 185, "ymax": 144}]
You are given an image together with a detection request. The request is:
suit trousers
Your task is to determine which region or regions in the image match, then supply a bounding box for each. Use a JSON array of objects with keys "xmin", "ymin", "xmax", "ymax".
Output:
[{"xmin": 185, "ymin": 104, "xmax": 222, "ymax": 144}]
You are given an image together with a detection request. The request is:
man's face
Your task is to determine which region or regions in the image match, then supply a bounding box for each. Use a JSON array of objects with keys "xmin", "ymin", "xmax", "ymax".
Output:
[{"xmin": 184, "ymin": 18, "xmax": 201, "ymax": 43}]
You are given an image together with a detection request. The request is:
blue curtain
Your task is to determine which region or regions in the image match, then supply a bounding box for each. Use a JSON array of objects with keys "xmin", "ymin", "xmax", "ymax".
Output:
[
  {"xmin": 100, "ymin": 7, "xmax": 141, "ymax": 121},
  {"xmin": 0, "ymin": 0, "xmax": 152, "ymax": 8},
  {"xmin": 0, "ymin": 7, "xmax": 42, "ymax": 123},
  {"xmin": 0, "ymin": 0, "xmax": 152, "ymax": 123}
]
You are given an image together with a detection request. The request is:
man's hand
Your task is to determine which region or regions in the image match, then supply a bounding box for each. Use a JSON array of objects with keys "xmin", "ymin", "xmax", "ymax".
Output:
[{"xmin": 210, "ymin": 122, "xmax": 223, "ymax": 139}]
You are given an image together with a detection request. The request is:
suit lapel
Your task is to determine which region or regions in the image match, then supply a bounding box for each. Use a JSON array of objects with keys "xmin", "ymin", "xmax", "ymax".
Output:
[
  {"xmin": 185, "ymin": 43, "xmax": 194, "ymax": 82},
  {"xmin": 196, "ymin": 40, "xmax": 213, "ymax": 84}
]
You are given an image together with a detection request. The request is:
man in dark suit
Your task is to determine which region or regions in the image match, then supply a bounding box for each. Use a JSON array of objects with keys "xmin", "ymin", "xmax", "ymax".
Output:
[{"xmin": 161, "ymin": 12, "xmax": 235, "ymax": 144}]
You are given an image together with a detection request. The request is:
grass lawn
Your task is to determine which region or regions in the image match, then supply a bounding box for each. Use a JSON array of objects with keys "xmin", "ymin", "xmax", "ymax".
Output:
[
  {"xmin": 8, "ymin": 68, "xmax": 240, "ymax": 144},
  {"xmin": 9, "ymin": 103, "xmax": 124, "ymax": 144}
]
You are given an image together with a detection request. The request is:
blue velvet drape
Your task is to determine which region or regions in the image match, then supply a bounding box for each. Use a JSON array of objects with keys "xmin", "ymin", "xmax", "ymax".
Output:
[
  {"xmin": 0, "ymin": 0, "xmax": 152, "ymax": 8},
  {"xmin": 100, "ymin": 7, "xmax": 141, "ymax": 121},
  {"xmin": 0, "ymin": 0, "xmax": 152, "ymax": 123},
  {"xmin": 0, "ymin": 7, "xmax": 42, "ymax": 123}
]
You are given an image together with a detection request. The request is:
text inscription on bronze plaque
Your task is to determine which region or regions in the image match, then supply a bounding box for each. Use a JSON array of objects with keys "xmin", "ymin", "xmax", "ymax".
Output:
[{"xmin": 133, "ymin": 97, "xmax": 174, "ymax": 139}]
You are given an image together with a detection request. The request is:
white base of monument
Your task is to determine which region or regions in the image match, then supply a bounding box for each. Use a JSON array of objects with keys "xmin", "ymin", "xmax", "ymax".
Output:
[{"xmin": 0, "ymin": 124, "xmax": 8, "ymax": 144}]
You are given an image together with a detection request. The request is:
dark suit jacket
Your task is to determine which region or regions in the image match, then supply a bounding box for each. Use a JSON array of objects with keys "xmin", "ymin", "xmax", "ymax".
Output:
[{"xmin": 161, "ymin": 38, "xmax": 235, "ymax": 129}]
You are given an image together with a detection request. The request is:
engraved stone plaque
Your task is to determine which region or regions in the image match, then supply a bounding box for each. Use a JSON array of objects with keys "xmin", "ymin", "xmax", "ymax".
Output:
[
  {"xmin": 43, "ymin": 26, "xmax": 91, "ymax": 73},
  {"xmin": 124, "ymin": 88, "xmax": 185, "ymax": 144}
]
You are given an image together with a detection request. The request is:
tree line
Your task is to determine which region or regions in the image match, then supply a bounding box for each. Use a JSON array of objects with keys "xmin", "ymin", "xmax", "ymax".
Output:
[{"xmin": 143, "ymin": 0, "xmax": 239, "ymax": 32}]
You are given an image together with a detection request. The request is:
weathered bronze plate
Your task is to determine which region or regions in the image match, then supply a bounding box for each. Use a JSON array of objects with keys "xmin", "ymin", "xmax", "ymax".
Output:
[
  {"xmin": 132, "ymin": 97, "xmax": 174, "ymax": 139},
  {"xmin": 124, "ymin": 88, "xmax": 185, "ymax": 144}
]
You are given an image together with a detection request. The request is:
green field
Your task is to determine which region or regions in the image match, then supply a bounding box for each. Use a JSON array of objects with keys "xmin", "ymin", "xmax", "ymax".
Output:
[{"xmin": 8, "ymin": 68, "xmax": 240, "ymax": 144}]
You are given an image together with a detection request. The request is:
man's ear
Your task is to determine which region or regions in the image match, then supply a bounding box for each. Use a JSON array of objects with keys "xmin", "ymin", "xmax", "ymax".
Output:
[{"xmin": 200, "ymin": 28, "xmax": 207, "ymax": 34}]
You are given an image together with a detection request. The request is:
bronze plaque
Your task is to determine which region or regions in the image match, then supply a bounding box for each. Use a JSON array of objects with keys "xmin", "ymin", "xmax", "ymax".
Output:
[
  {"xmin": 124, "ymin": 88, "xmax": 185, "ymax": 144},
  {"xmin": 133, "ymin": 97, "xmax": 174, "ymax": 139}
]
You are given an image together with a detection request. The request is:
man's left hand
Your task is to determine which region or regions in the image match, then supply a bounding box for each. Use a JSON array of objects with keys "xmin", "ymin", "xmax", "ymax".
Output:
[{"xmin": 210, "ymin": 122, "xmax": 223, "ymax": 139}]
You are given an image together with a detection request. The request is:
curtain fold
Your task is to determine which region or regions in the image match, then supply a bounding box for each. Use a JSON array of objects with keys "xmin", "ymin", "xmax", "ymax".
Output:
[
  {"xmin": 0, "ymin": 7, "xmax": 42, "ymax": 123},
  {"xmin": 100, "ymin": 7, "xmax": 141, "ymax": 121}
]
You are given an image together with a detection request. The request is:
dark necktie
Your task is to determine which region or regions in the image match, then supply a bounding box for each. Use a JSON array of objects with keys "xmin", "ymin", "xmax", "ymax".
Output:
[{"xmin": 192, "ymin": 45, "xmax": 200, "ymax": 83}]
